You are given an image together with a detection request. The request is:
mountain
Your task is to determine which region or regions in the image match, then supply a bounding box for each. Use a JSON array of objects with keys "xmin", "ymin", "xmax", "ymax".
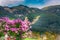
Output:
[
  {"xmin": 30, "ymin": 5, "xmax": 60, "ymax": 34},
  {"xmin": 42, "ymin": 5, "xmax": 60, "ymax": 16},
  {"xmin": 0, "ymin": 5, "xmax": 60, "ymax": 21},
  {"xmin": 31, "ymin": 13, "xmax": 60, "ymax": 33},
  {"xmin": 0, "ymin": 5, "xmax": 60, "ymax": 33},
  {"xmin": 0, "ymin": 5, "xmax": 44, "ymax": 20}
]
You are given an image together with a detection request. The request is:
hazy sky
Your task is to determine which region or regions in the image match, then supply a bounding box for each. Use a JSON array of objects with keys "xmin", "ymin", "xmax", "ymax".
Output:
[{"xmin": 0, "ymin": 0, "xmax": 60, "ymax": 9}]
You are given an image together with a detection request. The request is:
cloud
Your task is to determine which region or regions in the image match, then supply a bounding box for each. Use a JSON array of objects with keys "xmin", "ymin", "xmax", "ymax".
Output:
[
  {"xmin": 40, "ymin": 0, "xmax": 60, "ymax": 9},
  {"xmin": 0, "ymin": 0, "xmax": 60, "ymax": 9},
  {"xmin": 29, "ymin": 0, "xmax": 60, "ymax": 9},
  {"xmin": 44, "ymin": 0, "xmax": 60, "ymax": 6},
  {"xmin": 28, "ymin": 5, "xmax": 44, "ymax": 9},
  {"xmin": 0, "ymin": 0, "xmax": 24, "ymax": 6}
]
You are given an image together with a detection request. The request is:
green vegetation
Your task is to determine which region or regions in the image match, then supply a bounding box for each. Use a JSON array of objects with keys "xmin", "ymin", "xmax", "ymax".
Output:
[{"xmin": 31, "ymin": 13, "xmax": 60, "ymax": 34}]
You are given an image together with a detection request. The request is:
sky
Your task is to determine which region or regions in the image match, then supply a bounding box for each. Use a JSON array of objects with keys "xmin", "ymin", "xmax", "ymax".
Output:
[{"xmin": 0, "ymin": 0, "xmax": 60, "ymax": 9}]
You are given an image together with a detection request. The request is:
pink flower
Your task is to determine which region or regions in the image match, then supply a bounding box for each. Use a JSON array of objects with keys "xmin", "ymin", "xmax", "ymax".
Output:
[
  {"xmin": 20, "ymin": 24, "xmax": 28, "ymax": 32},
  {"xmin": 0, "ymin": 17, "xmax": 30, "ymax": 34},
  {"xmin": 2, "ymin": 17, "xmax": 15, "ymax": 25},
  {"xmin": 21, "ymin": 22, "xmax": 25, "ymax": 25},
  {"xmin": 15, "ymin": 31, "xmax": 18, "ymax": 33},
  {"xmin": 24, "ymin": 18, "xmax": 31, "ymax": 25},
  {"xmin": 10, "ymin": 28, "xmax": 17, "ymax": 32},
  {"xmin": 6, "ymin": 20, "xmax": 15, "ymax": 25},
  {"xmin": 0, "ymin": 19, "xmax": 3, "ymax": 22},
  {"xmin": 2, "ymin": 17, "xmax": 9, "ymax": 21},
  {"xmin": 5, "ymin": 25, "xmax": 10, "ymax": 31},
  {"xmin": 5, "ymin": 28, "xmax": 10, "ymax": 31},
  {"xmin": 21, "ymin": 27, "xmax": 28, "ymax": 32},
  {"xmin": 14, "ymin": 18, "xmax": 22, "ymax": 23}
]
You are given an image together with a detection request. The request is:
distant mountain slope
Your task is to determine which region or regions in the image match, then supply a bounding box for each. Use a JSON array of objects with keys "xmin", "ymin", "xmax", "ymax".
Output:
[
  {"xmin": 42, "ymin": 5, "xmax": 60, "ymax": 16},
  {"xmin": 0, "ymin": 5, "xmax": 44, "ymax": 20},
  {"xmin": 31, "ymin": 13, "xmax": 60, "ymax": 33},
  {"xmin": 0, "ymin": 5, "xmax": 60, "ymax": 19},
  {"xmin": 0, "ymin": 5, "xmax": 60, "ymax": 22},
  {"xmin": 29, "ymin": 5, "xmax": 60, "ymax": 33}
]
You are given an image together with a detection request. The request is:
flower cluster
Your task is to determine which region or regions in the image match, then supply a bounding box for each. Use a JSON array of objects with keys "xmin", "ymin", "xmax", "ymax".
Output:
[{"xmin": 0, "ymin": 17, "xmax": 30, "ymax": 34}]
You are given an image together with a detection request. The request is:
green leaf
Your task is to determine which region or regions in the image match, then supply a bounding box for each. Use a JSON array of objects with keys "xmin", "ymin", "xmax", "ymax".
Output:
[
  {"xmin": 16, "ymin": 23, "xmax": 20, "ymax": 28},
  {"xmin": 0, "ymin": 32, "xmax": 4, "ymax": 37},
  {"xmin": 8, "ymin": 31, "xmax": 16, "ymax": 36}
]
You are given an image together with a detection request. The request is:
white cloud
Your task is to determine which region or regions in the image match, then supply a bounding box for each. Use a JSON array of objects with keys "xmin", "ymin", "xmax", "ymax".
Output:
[
  {"xmin": 30, "ymin": 0, "xmax": 60, "ymax": 9},
  {"xmin": 28, "ymin": 5, "xmax": 44, "ymax": 9},
  {"xmin": 40, "ymin": 0, "xmax": 60, "ymax": 9},
  {"xmin": 44, "ymin": 0, "xmax": 60, "ymax": 6},
  {"xmin": 0, "ymin": 0, "xmax": 24, "ymax": 6},
  {"xmin": 0, "ymin": 0, "xmax": 60, "ymax": 9}
]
